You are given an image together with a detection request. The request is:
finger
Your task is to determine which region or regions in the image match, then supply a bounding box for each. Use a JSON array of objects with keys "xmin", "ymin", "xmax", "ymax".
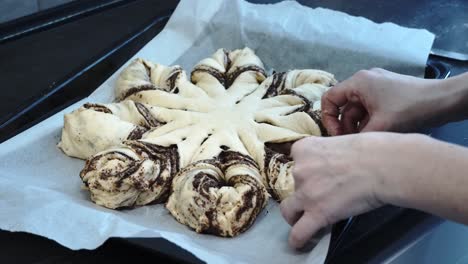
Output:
[
  {"xmin": 341, "ymin": 103, "xmax": 367, "ymax": 134},
  {"xmin": 360, "ymin": 116, "xmax": 387, "ymax": 132},
  {"xmin": 291, "ymin": 165, "xmax": 307, "ymax": 188},
  {"xmin": 321, "ymin": 80, "xmax": 360, "ymax": 136},
  {"xmin": 358, "ymin": 114, "xmax": 370, "ymax": 132},
  {"xmin": 290, "ymin": 138, "xmax": 312, "ymax": 160},
  {"xmin": 321, "ymin": 89, "xmax": 345, "ymax": 136},
  {"xmin": 369, "ymin": 67, "xmax": 389, "ymax": 74},
  {"xmin": 289, "ymin": 211, "xmax": 325, "ymax": 249},
  {"xmin": 280, "ymin": 195, "xmax": 304, "ymax": 226}
]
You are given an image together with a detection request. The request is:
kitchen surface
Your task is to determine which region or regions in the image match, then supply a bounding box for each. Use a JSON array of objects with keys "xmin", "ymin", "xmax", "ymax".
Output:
[
  {"xmin": 1, "ymin": 0, "xmax": 468, "ymax": 263},
  {"xmin": 0, "ymin": 0, "xmax": 76, "ymax": 23}
]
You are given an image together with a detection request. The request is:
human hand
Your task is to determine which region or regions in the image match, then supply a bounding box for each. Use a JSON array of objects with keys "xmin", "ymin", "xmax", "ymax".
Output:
[
  {"xmin": 280, "ymin": 132, "xmax": 427, "ymax": 249},
  {"xmin": 321, "ymin": 68, "xmax": 444, "ymax": 136}
]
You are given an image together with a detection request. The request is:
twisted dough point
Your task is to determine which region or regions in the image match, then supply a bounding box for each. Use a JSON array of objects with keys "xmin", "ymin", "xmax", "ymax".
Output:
[
  {"xmin": 58, "ymin": 101, "xmax": 166, "ymax": 159},
  {"xmin": 264, "ymin": 147, "xmax": 294, "ymax": 201},
  {"xmin": 190, "ymin": 48, "xmax": 267, "ymax": 98},
  {"xmin": 80, "ymin": 141, "xmax": 179, "ymax": 209},
  {"xmin": 116, "ymin": 58, "xmax": 184, "ymax": 101},
  {"xmin": 167, "ymin": 151, "xmax": 268, "ymax": 237},
  {"xmin": 258, "ymin": 70, "xmax": 337, "ymax": 201}
]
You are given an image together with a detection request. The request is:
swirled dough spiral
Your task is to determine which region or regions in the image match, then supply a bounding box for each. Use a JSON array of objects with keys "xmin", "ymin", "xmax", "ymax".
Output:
[
  {"xmin": 167, "ymin": 151, "xmax": 268, "ymax": 236},
  {"xmin": 80, "ymin": 141, "xmax": 178, "ymax": 209}
]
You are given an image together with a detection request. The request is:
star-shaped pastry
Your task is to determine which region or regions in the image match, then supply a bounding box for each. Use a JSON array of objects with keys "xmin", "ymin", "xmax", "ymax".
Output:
[{"xmin": 59, "ymin": 48, "xmax": 336, "ymax": 236}]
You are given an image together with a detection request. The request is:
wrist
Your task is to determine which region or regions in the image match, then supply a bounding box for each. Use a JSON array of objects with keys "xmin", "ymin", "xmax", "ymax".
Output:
[
  {"xmin": 378, "ymin": 133, "xmax": 468, "ymax": 216},
  {"xmin": 424, "ymin": 73, "xmax": 468, "ymax": 127},
  {"xmin": 372, "ymin": 133, "xmax": 433, "ymax": 207}
]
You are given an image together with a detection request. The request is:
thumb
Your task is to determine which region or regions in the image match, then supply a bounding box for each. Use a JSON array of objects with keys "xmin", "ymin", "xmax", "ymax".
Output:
[
  {"xmin": 289, "ymin": 211, "xmax": 326, "ymax": 249},
  {"xmin": 360, "ymin": 116, "xmax": 388, "ymax": 132}
]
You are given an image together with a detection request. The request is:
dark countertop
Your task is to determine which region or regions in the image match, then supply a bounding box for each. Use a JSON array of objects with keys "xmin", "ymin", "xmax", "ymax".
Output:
[
  {"xmin": 1, "ymin": 0, "xmax": 468, "ymax": 263},
  {"xmin": 0, "ymin": 0, "xmax": 177, "ymax": 139}
]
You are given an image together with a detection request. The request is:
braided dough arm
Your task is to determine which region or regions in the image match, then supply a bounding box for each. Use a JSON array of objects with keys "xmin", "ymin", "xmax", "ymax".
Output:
[{"xmin": 116, "ymin": 58, "xmax": 208, "ymax": 102}]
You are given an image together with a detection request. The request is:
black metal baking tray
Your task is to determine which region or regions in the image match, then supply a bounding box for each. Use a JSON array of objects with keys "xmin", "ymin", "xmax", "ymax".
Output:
[
  {"xmin": 0, "ymin": 1, "xmax": 452, "ymax": 263},
  {"xmin": 0, "ymin": 0, "xmax": 178, "ymax": 143}
]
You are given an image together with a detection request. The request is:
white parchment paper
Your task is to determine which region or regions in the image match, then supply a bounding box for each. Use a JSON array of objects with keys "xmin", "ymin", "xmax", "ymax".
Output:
[{"xmin": 0, "ymin": 0, "xmax": 434, "ymax": 263}]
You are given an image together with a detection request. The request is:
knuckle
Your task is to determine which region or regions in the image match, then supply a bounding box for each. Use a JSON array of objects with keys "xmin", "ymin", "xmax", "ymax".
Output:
[
  {"xmin": 290, "ymin": 143, "xmax": 299, "ymax": 157},
  {"xmin": 354, "ymin": 69, "xmax": 385, "ymax": 82},
  {"xmin": 289, "ymin": 228, "xmax": 304, "ymax": 246},
  {"xmin": 290, "ymin": 140, "xmax": 306, "ymax": 157},
  {"xmin": 279, "ymin": 201, "xmax": 288, "ymax": 218},
  {"xmin": 369, "ymin": 116, "xmax": 392, "ymax": 131},
  {"xmin": 314, "ymin": 204, "xmax": 333, "ymax": 227},
  {"xmin": 323, "ymin": 87, "xmax": 336, "ymax": 98},
  {"xmin": 369, "ymin": 67, "xmax": 385, "ymax": 73},
  {"xmin": 292, "ymin": 165, "xmax": 303, "ymax": 179},
  {"xmin": 354, "ymin": 69, "xmax": 372, "ymax": 80},
  {"xmin": 321, "ymin": 91, "xmax": 330, "ymax": 104}
]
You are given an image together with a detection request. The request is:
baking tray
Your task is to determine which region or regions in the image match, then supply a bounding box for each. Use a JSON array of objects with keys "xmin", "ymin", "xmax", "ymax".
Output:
[
  {"xmin": 0, "ymin": 1, "xmax": 452, "ymax": 263},
  {"xmin": 0, "ymin": 0, "xmax": 178, "ymax": 143}
]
